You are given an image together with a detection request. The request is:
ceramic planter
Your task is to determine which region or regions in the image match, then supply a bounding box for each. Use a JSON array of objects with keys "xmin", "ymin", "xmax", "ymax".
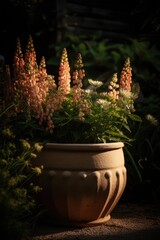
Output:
[{"xmin": 34, "ymin": 142, "xmax": 127, "ymax": 227}]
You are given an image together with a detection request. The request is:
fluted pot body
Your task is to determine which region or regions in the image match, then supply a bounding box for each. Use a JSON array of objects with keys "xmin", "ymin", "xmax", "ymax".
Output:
[{"xmin": 34, "ymin": 142, "xmax": 127, "ymax": 226}]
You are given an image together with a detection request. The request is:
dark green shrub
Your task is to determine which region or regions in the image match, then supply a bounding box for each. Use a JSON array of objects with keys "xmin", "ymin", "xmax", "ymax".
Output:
[{"xmin": 0, "ymin": 106, "xmax": 43, "ymax": 240}]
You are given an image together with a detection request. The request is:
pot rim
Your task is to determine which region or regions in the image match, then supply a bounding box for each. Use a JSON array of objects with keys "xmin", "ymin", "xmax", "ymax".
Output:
[{"xmin": 44, "ymin": 142, "xmax": 124, "ymax": 151}]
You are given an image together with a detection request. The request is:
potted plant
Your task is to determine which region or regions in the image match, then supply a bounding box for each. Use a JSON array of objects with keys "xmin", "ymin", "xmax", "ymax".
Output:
[{"xmin": 2, "ymin": 35, "xmax": 141, "ymax": 226}]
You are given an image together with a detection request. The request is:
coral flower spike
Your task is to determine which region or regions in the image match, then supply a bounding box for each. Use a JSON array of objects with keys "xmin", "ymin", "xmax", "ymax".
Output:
[
  {"xmin": 58, "ymin": 48, "xmax": 71, "ymax": 95},
  {"xmin": 119, "ymin": 57, "xmax": 132, "ymax": 92},
  {"xmin": 13, "ymin": 37, "xmax": 25, "ymax": 79},
  {"xmin": 72, "ymin": 53, "xmax": 85, "ymax": 103}
]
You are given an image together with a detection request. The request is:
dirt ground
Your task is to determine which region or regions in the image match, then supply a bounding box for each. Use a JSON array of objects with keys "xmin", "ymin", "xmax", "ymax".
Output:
[{"xmin": 32, "ymin": 202, "xmax": 160, "ymax": 240}]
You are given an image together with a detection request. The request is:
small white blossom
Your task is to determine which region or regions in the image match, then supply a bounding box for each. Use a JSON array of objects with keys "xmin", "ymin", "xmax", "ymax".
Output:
[
  {"xmin": 146, "ymin": 114, "xmax": 158, "ymax": 126},
  {"xmin": 88, "ymin": 79, "xmax": 103, "ymax": 88},
  {"xmin": 96, "ymin": 99, "xmax": 111, "ymax": 108},
  {"xmin": 119, "ymin": 89, "xmax": 132, "ymax": 99}
]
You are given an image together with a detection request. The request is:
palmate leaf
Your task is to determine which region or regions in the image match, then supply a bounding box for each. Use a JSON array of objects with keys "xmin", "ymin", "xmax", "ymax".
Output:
[
  {"xmin": 120, "ymin": 121, "xmax": 131, "ymax": 132},
  {"xmin": 128, "ymin": 113, "xmax": 142, "ymax": 122},
  {"xmin": 106, "ymin": 129, "xmax": 132, "ymax": 142}
]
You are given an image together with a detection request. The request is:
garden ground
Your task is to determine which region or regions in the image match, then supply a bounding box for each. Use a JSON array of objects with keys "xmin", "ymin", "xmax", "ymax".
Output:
[{"xmin": 32, "ymin": 202, "xmax": 160, "ymax": 240}]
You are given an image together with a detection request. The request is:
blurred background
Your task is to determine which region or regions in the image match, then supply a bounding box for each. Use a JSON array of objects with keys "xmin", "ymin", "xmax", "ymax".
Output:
[{"xmin": 0, "ymin": 0, "xmax": 159, "ymax": 69}]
